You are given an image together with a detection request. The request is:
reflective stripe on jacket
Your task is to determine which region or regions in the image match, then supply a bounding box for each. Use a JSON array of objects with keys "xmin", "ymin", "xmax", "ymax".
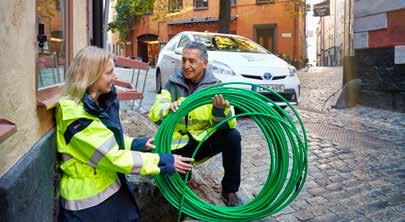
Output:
[
  {"xmin": 56, "ymin": 96, "xmax": 161, "ymax": 210},
  {"xmin": 149, "ymin": 69, "xmax": 236, "ymax": 150}
]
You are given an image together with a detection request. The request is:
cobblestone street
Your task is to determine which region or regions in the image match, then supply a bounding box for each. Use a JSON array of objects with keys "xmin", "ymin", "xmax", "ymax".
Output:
[{"xmin": 117, "ymin": 66, "xmax": 405, "ymax": 221}]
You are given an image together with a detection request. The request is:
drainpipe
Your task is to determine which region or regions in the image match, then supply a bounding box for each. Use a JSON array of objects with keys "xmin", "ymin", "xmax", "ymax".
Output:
[
  {"xmin": 333, "ymin": 0, "xmax": 337, "ymax": 66},
  {"xmin": 92, "ymin": 0, "xmax": 103, "ymax": 47},
  {"xmin": 103, "ymin": 0, "xmax": 110, "ymax": 49},
  {"xmin": 293, "ymin": 1, "xmax": 298, "ymax": 65}
]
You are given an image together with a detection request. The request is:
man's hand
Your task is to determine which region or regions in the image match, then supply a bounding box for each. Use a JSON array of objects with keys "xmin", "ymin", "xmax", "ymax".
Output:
[
  {"xmin": 212, "ymin": 94, "xmax": 230, "ymax": 109},
  {"xmin": 173, "ymin": 154, "xmax": 194, "ymax": 173},
  {"xmin": 169, "ymin": 101, "xmax": 180, "ymax": 112},
  {"xmin": 144, "ymin": 138, "xmax": 156, "ymax": 151}
]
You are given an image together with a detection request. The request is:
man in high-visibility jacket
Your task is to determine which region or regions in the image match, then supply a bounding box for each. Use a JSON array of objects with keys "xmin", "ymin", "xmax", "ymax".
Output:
[{"xmin": 149, "ymin": 41, "xmax": 242, "ymax": 206}]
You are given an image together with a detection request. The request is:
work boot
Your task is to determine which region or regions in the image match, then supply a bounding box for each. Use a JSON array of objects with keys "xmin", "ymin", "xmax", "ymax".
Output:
[{"xmin": 221, "ymin": 192, "xmax": 241, "ymax": 207}]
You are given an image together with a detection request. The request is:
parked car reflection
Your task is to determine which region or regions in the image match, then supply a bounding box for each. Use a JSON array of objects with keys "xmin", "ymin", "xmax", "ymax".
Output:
[{"xmin": 156, "ymin": 31, "xmax": 300, "ymax": 106}]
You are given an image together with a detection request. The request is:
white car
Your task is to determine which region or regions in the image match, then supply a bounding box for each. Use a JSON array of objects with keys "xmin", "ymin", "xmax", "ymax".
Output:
[{"xmin": 155, "ymin": 31, "xmax": 300, "ymax": 106}]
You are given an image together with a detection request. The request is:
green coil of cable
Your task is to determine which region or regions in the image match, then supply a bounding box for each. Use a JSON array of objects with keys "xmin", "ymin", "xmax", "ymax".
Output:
[{"xmin": 154, "ymin": 82, "xmax": 308, "ymax": 222}]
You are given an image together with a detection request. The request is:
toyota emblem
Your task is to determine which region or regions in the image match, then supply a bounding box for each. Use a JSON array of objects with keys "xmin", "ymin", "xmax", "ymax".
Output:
[{"xmin": 263, "ymin": 72, "xmax": 272, "ymax": 80}]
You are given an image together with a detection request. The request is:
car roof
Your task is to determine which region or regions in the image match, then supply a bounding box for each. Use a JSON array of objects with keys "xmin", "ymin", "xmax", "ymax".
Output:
[{"xmin": 179, "ymin": 31, "xmax": 244, "ymax": 39}]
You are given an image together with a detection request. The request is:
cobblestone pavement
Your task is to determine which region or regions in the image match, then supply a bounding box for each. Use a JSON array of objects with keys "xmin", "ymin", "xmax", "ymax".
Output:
[{"xmin": 118, "ymin": 66, "xmax": 405, "ymax": 221}]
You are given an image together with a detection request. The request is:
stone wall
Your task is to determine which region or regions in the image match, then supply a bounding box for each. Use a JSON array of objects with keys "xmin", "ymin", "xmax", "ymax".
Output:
[
  {"xmin": 356, "ymin": 48, "xmax": 405, "ymax": 112},
  {"xmin": 0, "ymin": 130, "xmax": 58, "ymax": 222},
  {"xmin": 353, "ymin": 1, "xmax": 405, "ymax": 112}
]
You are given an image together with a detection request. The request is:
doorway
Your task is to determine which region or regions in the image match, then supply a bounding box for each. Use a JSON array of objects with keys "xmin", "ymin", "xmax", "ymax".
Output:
[
  {"xmin": 254, "ymin": 24, "xmax": 277, "ymax": 53},
  {"xmin": 137, "ymin": 34, "xmax": 159, "ymax": 66}
]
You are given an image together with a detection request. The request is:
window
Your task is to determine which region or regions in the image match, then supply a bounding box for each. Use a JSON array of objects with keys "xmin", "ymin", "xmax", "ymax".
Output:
[
  {"xmin": 256, "ymin": 0, "xmax": 275, "ymax": 4},
  {"xmin": 165, "ymin": 34, "xmax": 181, "ymax": 51},
  {"xmin": 231, "ymin": 0, "xmax": 236, "ymax": 6},
  {"xmin": 36, "ymin": 0, "xmax": 67, "ymax": 89},
  {"xmin": 178, "ymin": 35, "xmax": 191, "ymax": 48},
  {"xmin": 194, "ymin": 0, "xmax": 208, "ymax": 9},
  {"xmin": 193, "ymin": 33, "xmax": 268, "ymax": 54},
  {"xmin": 168, "ymin": 0, "xmax": 183, "ymax": 12},
  {"xmin": 145, "ymin": 5, "xmax": 153, "ymax": 15}
]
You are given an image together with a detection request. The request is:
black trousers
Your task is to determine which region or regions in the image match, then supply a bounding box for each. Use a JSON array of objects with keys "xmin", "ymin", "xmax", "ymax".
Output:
[{"xmin": 173, "ymin": 128, "xmax": 242, "ymax": 194}]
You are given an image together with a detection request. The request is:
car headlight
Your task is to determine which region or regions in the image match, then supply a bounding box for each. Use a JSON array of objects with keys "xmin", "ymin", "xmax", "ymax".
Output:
[
  {"xmin": 288, "ymin": 66, "xmax": 297, "ymax": 77},
  {"xmin": 209, "ymin": 61, "xmax": 236, "ymax": 76},
  {"xmin": 288, "ymin": 66, "xmax": 296, "ymax": 77}
]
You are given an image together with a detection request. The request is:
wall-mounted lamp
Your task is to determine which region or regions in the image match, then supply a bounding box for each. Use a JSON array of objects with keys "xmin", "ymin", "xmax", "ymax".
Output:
[{"xmin": 37, "ymin": 23, "xmax": 47, "ymax": 48}]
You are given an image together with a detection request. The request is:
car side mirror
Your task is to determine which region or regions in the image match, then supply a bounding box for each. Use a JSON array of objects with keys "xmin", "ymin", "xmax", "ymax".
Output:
[{"xmin": 174, "ymin": 47, "xmax": 183, "ymax": 55}]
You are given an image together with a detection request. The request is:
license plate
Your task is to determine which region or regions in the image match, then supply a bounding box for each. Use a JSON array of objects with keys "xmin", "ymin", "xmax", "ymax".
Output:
[{"xmin": 254, "ymin": 84, "xmax": 285, "ymax": 92}]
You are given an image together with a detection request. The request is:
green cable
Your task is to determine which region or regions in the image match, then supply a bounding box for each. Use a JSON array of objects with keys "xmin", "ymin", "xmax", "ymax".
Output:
[{"xmin": 154, "ymin": 82, "xmax": 308, "ymax": 222}]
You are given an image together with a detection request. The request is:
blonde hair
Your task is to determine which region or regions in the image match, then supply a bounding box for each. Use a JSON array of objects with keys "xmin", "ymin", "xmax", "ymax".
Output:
[{"xmin": 64, "ymin": 46, "xmax": 113, "ymax": 101}]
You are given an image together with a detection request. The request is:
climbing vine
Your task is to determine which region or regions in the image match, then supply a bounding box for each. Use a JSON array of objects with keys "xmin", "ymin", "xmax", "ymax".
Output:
[{"xmin": 108, "ymin": 0, "xmax": 155, "ymax": 41}]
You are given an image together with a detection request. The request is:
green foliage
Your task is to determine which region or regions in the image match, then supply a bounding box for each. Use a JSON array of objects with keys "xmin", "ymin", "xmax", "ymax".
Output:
[{"xmin": 108, "ymin": 0, "xmax": 155, "ymax": 41}]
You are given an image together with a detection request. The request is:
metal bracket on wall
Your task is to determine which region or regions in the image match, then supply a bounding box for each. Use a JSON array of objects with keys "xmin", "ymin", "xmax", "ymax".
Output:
[{"xmin": 0, "ymin": 119, "xmax": 17, "ymax": 143}]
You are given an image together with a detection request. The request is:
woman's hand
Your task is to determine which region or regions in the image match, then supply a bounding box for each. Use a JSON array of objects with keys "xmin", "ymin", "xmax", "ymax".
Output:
[
  {"xmin": 173, "ymin": 154, "xmax": 194, "ymax": 173},
  {"xmin": 144, "ymin": 138, "xmax": 156, "ymax": 151}
]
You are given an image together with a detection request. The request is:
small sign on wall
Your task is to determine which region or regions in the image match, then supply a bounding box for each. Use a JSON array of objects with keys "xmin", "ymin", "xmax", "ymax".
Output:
[
  {"xmin": 313, "ymin": 0, "xmax": 330, "ymax": 17},
  {"xmin": 395, "ymin": 46, "xmax": 405, "ymax": 64},
  {"xmin": 282, "ymin": 33, "xmax": 292, "ymax": 38}
]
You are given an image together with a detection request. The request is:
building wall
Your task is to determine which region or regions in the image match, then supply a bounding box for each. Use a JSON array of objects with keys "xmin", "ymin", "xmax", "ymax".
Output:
[
  {"xmin": 0, "ymin": 1, "xmax": 89, "ymax": 220},
  {"xmin": 0, "ymin": 0, "xmax": 88, "ymax": 177},
  {"xmin": 0, "ymin": 0, "xmax": 40, "ymax": 176},
  {"xmin": 73, "ymin": 1, "xmax": 90, "ymax": 55},
  {"xmin": 121, "ymin": 0, "xmax": 304, "ymax": 64},
  {"xmin": 318, "ymin": 0, "xmax": 344, "ymax": 66},
  {"xmin": 316, "ymin": 22, "xmax": 321, "ymax": 65},
  {"xmin": 236, "ymin": 1, "xmax": 299, "ymax": 57},
  {"xmin": 353, "ymin": 0, "xmax": 405, "ymax": 112}
]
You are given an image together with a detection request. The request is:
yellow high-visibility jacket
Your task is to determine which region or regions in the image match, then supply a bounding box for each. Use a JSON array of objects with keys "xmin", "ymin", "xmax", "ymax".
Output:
[
  {"xmin": 56, "ymin": 89, "xmax": 173, "ymax": 211},
  {"xmin": 149, "ymin": 70, "xmax": 236, "ymax": 150}
]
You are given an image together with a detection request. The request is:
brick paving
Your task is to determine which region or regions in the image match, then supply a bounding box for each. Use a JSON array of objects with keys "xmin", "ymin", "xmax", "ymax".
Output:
[{"xmin": 118, "ymin": 66, "xmax": 405, "ymax": 221}]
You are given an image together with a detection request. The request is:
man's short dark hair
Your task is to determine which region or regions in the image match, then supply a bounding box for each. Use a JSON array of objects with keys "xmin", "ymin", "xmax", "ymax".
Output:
[{"xmin": 183, "ymin": 41, "xmax": 208, "ymax": 60}]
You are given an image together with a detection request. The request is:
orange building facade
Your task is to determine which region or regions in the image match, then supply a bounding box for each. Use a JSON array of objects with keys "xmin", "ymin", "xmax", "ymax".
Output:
[{"xmin": 123, "ymin": 0, "xmax": 306, "ymax": 67}]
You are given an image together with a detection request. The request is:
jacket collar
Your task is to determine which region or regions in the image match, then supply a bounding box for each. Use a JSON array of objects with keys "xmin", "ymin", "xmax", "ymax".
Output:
[
  {"xmin": 83, "ymin": 85, "xmax": 117, "ymax": 117},
  {"xmin": 169, "ymin": 68, "xmax": 218, "ymax": 92},
  {"xmin": 58, "ymin": 86, "xmax": 118, "ymax": 120}
]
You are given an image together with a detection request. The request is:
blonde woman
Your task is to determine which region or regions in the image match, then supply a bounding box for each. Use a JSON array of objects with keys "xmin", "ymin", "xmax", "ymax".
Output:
[{"xmin": 56, "ymin": 46, "xmax": 193, "ymax": 221}]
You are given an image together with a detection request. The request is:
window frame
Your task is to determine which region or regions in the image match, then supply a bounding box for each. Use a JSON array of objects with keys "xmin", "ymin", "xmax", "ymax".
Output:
[
  {"xmin": 194, "ymin": 0, "xmax": 208, "ymax": 10},
  {"xmin": 165, "ymin": 34, "xmax": 182, "ymax": 51},
  {"xmin": 256, "ymin": 0, "xmax": 275, "ymax": 4},
  {"xmin": 35, "ymin": 0, "xmax": 73, "ymax": 109},
  {"xmin": 168, "ymin": 0, "xmax": 183, "ymax": 12},
  {"xmin": 177, "ymin": 35, "xmax": 191, "ymax": 48},
  {"xmin": 145, "ymin": 4, "xmax": 153, "ymax": 15}
]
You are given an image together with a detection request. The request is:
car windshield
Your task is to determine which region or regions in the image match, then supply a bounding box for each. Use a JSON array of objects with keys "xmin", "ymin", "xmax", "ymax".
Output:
[{"xmin": 192, "ymin": 33, "xmax": 269, "ymax": 54}]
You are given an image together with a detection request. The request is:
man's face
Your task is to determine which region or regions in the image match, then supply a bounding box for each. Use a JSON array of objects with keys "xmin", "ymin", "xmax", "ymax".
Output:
[{"xmin": 182, "ymin": 48, "xmax": 208, "ymax": 82}]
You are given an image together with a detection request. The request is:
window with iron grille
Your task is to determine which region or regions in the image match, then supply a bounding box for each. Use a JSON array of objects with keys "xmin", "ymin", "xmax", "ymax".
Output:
[
  {"xmin": 169, "ymin": 0, "xmax": 183, "ymax": 12},
  {"xmin": 194, "ymin": 0, "xmax": 208, "ymax": 9}
]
